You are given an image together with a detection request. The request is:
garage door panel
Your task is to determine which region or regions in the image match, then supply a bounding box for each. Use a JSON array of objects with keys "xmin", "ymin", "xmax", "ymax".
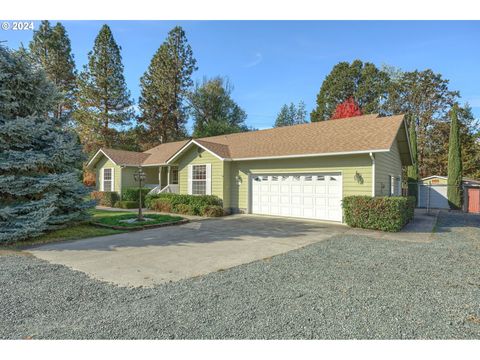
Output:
[{"xmin": 252, "ymin": 172, "xmax": 342, "ymax": 222}]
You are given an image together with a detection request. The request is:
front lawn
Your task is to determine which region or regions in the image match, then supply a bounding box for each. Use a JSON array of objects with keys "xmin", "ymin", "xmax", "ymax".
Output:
[
  {"xmin": 1, "ymin": 209, "xmax": 178, "ymax": 249},
  {"xmin": 92, "ymin": 212, "xmax": 183, "ymax": 228},
  {"xmin": 2, "ymin": 224, "xmax": 126, "ymax": 249}
]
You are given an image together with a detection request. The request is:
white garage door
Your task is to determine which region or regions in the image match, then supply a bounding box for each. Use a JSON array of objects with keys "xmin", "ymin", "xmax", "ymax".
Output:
[
  {"xmin": 418, "ymin": 185, "xmax": 449, "ymax": 209},
  {"xmin": 251, "ymin": 173, "xmax": 343, "ymax": 222}
]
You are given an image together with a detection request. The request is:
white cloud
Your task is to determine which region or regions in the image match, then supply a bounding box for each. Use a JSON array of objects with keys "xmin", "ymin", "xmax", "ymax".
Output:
[{"xmin": 244, "ymin": 52, "xmax": 263, "ymax": 68}]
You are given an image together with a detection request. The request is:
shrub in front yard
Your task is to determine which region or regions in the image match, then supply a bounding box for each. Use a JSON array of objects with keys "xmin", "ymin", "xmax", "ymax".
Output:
[
  {"xmin": 151, "ymin": 199, "xmax": 172, "ymax": 213},
  {"xmin": 342, "ymin": 196, "xmax": 416, "ymax": 232},
  {"xmin": 122, "ymin": 187, "xmax": 151, "ymax": 203},
  {"xmin": 114, "ymin": 200, "xmax": 139, "ymax": 209},
  {"xmin": 174, "ymin": 204, "xmax": 195, "ymax": 215},
  {"xmin": 90, "ymin": 191, "xmax": 120, "ymax": 207},
  {"xmin": 200, "ymin": 205, "xmax": 224, "ymax": 217},
  {"xmin": 145, "ymin": 194, "xmax": 223, "ymax": 216}
]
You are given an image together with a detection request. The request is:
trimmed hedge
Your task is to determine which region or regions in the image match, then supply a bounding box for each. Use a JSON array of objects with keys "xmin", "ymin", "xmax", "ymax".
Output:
[
  {"xmin": 145, "ymin": 193, "xmax": 223, "ymax": 216},
  {"xmin": 91, "ymin": 191, "xmax": 120, "ymax": 207},
  {"xmin": 201, "ymin": 205, "xmax": 224, "ymax": 217},
  {"xmin": 342, "ymin": 196, "xmax": 416, "ymax": 232},
  {"xmin": 114, "ymin": 200, "xmax": 139, "ymax": 209},
  {"xmin": 122, "ymin": 187, "xmax": 151, "ymax": 203}
]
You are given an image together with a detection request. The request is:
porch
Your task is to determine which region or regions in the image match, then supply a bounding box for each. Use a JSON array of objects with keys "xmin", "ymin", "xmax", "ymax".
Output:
[{"xmin": 142, "ymin": 165, "xmax": 179, "ymax": 195}]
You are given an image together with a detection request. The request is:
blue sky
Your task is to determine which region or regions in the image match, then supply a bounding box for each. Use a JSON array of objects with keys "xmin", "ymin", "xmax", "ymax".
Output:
[{"xmin": 2, "ymin": 20, "xmax": 479, "ymax": 131}]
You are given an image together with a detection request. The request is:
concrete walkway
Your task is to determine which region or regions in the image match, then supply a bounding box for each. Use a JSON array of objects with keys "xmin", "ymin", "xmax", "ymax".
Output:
[{"xmin": 27, "ymin": 215, "xmax": 348, "ymax": 287}]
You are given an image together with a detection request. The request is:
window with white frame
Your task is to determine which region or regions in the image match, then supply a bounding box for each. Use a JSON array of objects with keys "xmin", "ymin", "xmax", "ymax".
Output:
[
  {"xmin": 192, "ymin": 165, "xmax": 207, "ymax": 195},
  {"xmin": 172, "ymin": 168, "xmax": 179, "ymax": 184},
  {"xmin": 389, "ymin": 175, "xmax": 395, "ymax": 196},
  {"xmin": 103, "ymin": 168, "xmax": 113, "ymax": 191}
]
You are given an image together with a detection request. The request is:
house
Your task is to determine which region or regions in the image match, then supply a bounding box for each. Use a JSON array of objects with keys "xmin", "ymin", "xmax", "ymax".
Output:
[
  {"xmin": 418, "ymin": 175, "xmax": 480, "ymax": 212},
  {"xmin": 87, "ymin": 114, "xmax": 412, "ymax": 222}
]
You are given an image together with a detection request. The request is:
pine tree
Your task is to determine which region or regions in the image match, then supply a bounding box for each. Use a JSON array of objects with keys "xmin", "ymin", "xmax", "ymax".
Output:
[
  {"xmin": 447, "ymin": 104, "xmax": 462, "ymax": 209},
  {"xmin": 138, "ymin": 26, "xmax": 197, "ymax": 147},
  {"xmin": 274, "ymin": 101, "xmax": 308, "ymax": 127},
  {"xmin": 75, "ymin": 24, "xmax": 133, "ymax": 154},
  {"xmin": 0, "ymin": 46, "xmax": 92, "ymax": 243},
  {"xmin": 190, "ymin": 77, "xmax": 247, "ymax": 137},
  {"xmin": 29, "ymin": 20, "xmax": 77, "ymax": 120},
  {"xmin": 407, "ymin": 117, "xmax": 419, "ymax": 201}
]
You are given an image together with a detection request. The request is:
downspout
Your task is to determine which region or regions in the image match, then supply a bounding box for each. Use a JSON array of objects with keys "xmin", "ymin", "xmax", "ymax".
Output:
[
  {"xmin": 369, "ymin": 152, "xmax": 375, "ymax": 197},
  {"xmin": 119, "ymin": 166, "xmax": 124, "ymax": 199}
]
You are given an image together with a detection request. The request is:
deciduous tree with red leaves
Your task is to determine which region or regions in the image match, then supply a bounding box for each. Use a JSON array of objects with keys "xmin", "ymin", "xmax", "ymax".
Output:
[{"xmin": 331, "ymin": 97, "xmax": 363, "ymax": 119}]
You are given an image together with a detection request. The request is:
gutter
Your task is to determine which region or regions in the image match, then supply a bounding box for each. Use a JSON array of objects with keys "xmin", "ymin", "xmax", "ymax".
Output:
[{"xmin": 369, "ymin": 152, "xmax": 375, "ymax": 197}]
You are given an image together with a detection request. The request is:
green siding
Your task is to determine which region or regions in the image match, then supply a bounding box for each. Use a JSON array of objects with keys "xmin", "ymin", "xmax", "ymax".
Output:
[
  {"xmin": 177, "ymin": 146, "xmax": 225, "ymax": 202},
  {"xmin": 230, "ymin": 154, "xmax": 373, "ymax": 211},
  {"xmin": 94, "ymin": 157, "xmax": 122, "ymax": 194},
  {"xmin": 375, "ymin": 140, "xmax": 403, "ymax": 196}
]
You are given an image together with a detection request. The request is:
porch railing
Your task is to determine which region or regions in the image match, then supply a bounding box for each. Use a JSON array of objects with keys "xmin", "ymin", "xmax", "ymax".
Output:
[{"xmin": 148, "ymin": 184, "xmax": 179, "ymax": 195}]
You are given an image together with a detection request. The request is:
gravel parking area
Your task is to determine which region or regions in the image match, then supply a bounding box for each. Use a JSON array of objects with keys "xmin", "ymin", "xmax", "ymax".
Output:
[{"xmin": 1, "ymin": 211, "xmax": 480, "ymax": 339}]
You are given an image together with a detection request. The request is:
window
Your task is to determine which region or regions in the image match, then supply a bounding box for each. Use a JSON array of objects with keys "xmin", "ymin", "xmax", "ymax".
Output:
[
  {"xmin": 293, "ymin": 176, "xmax": 301, "ymax": 181},
  {"xmin": 389, "ymin": 176, "xmax": 395, "ymax": 196},
  {"xmin": 271, "ymin": 176, "xmax": 278, "ymax": 181},
  {"xmin": 317, "ymin": 175, "xmax": 325, "ymax": 181},
  {"xmin": 192, "ymin": 165, "xmax": 207, "ymax": 195},
  {"xmin": 103, "ymin": 168, "xmax": 113, "ymax": 191},
  {"xmin": 281, "ymin": 176, "xmax": 289, "ymax": 181},
  {"xmin": 171, "ymin": 168, "xmax": 179, "ymax": 184},
  {"xmin": 261, "ymin": 176, "xmax": 268, "ymax": 181},
  {"xmin": 305, "ymin": 175, "xmax": 312, "ymax": 181}
]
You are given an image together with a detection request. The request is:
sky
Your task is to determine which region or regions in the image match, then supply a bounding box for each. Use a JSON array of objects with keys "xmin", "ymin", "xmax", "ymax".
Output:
[{"xmin": 2, "ymin": 20, "xmax": 480, "ymax": 131}]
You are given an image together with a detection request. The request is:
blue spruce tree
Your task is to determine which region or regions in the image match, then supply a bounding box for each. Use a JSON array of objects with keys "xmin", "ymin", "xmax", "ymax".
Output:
[{"xmin": 0, "ymin": 46, "xmax": 93, "ymax": 243}]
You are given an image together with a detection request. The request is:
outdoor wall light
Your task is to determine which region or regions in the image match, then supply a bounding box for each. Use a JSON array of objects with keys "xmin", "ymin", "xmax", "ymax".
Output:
[{"xmin": 235, "ymin": 175, "xmax": 242, "ymax": 185}]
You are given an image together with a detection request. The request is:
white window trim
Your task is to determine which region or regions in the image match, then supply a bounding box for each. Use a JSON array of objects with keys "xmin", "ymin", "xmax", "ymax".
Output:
[
  {"xmin": 102, "ymin": 167, "xmax": 114, "ymax": 192},
  {"xmin": 187, "ymin": 164, "xmax": 211, "ymax": 195}
]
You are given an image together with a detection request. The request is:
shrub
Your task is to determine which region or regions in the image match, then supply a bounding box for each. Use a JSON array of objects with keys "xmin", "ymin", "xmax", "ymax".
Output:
[
  {"xmin": 200, "ymin": 205, "xmax": 224, "ymax": 217},
  {"xmin": 151, "ymin": 199, "xmax": 172, "ymax": 213},
  {"xmin": 90, "ymin": 191, "xmax": 104, "ymax": 201},
  {"xmin": 145, "ymin": 193, "xmax": 223, "ymax": 215},
  {"xmin": 90, "ymin": 191, "xmax": 120, "ymax": 207},
  {"xmin": 174, "ymin": 204, "xmax": 195, "ymax": 215},
  {"xmin": 114, "ymin": 200, "xmax": 139, "ymax": 209},
  {"xmin": 122, "ymin": 187, "xmax": 151, "ymax": 203},
  {"xmin": 342, "ymin": 196, "xmax": 415, "ymax": 232}
]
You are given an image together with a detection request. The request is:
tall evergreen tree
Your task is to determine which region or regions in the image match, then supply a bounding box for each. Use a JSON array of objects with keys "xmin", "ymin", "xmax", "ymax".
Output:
[
  {"xmin": 190, "ymin": 77, "xmax": 247, "ymax": 138},
  {"xmin": 447, "ymin": 104, "xmax": 462, "ymax": 209},
  {"xmin": 29, "ymin": 20, "xmax": 77, "ymax": 120},
  {"xmin": 426, "ymin": 104, "xmax": 480, "ymax": 179},
  {"xmin": 310, "ymin": 60, "xmax": 389, "ymax": 121},
  {"xmin": 0, "ymin": 46, "xmax": 92, "ymax": 243},
  {"xmin": 274, "ymin": 101, "xmax": 307, "ymax": 127},
  {"xmin": 138, "ymin": 26, "xmax": 197, "ymax": 147},
  {"xmin": 74, "ymin": 24, "xmax": 133, "ymax": 154},
  {"xmin": 407, "ymin": 117, "xmax": 419, "ymax": 200}
]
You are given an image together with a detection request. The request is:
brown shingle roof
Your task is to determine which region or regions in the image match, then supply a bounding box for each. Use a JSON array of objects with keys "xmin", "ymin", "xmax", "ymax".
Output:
[
  {"xmin": 88, "ymin": 114, "xmax": 408, "ymax": 167},
  {"xmin": 193, "ymin": 114, "xmax": 404, "ymax": 160},
  {"xmin": 142, "ymin": 140, "xmax": 189, "ymax": 165},
  {"xmin": 101, "ymin": 148, "xmax": 150, "ymax": 166}
]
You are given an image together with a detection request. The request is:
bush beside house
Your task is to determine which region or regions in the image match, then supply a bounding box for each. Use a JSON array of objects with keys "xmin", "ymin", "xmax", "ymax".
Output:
[
  {"xmin": 113, "ymin": 200, "xmax": 139, "ymax": 209},
  {"xmin": 121, "ymin": 188, "xmax": 151, "ymax": 204},
  {"xmin": 91, "ymin": 191, "xmax": 120, "ymax": 207},
  {"xmin": 145, "ymin": 193, "xmax": 224, "ymax": 217},
  {"xmin": 342, "ymin": 196, "xmax": 415, "ymax": 232}
]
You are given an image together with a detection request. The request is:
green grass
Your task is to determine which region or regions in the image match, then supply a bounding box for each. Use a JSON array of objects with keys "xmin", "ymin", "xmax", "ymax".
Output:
[
  {"xmin": 0, "ymin": 209, "xmax": 152, "ymax": 249},
  {"xmin": 93, "ymin": 213, "xmax": 183, "ymax": 228},
  {"xmin": 2, "ymin": 224, "xmax": 126, "ymax": 249}
]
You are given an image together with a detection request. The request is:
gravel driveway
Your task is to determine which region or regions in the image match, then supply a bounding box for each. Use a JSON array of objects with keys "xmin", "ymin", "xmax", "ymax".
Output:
[{"xmin": 1, "ymin": 211, "xmax": 480, "ymax": 339}]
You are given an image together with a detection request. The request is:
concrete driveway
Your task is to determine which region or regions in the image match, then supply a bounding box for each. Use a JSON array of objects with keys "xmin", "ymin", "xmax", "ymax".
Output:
[{"xmin": 28, "ymin": 215, "xmax": 348, "ymax": 287}]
